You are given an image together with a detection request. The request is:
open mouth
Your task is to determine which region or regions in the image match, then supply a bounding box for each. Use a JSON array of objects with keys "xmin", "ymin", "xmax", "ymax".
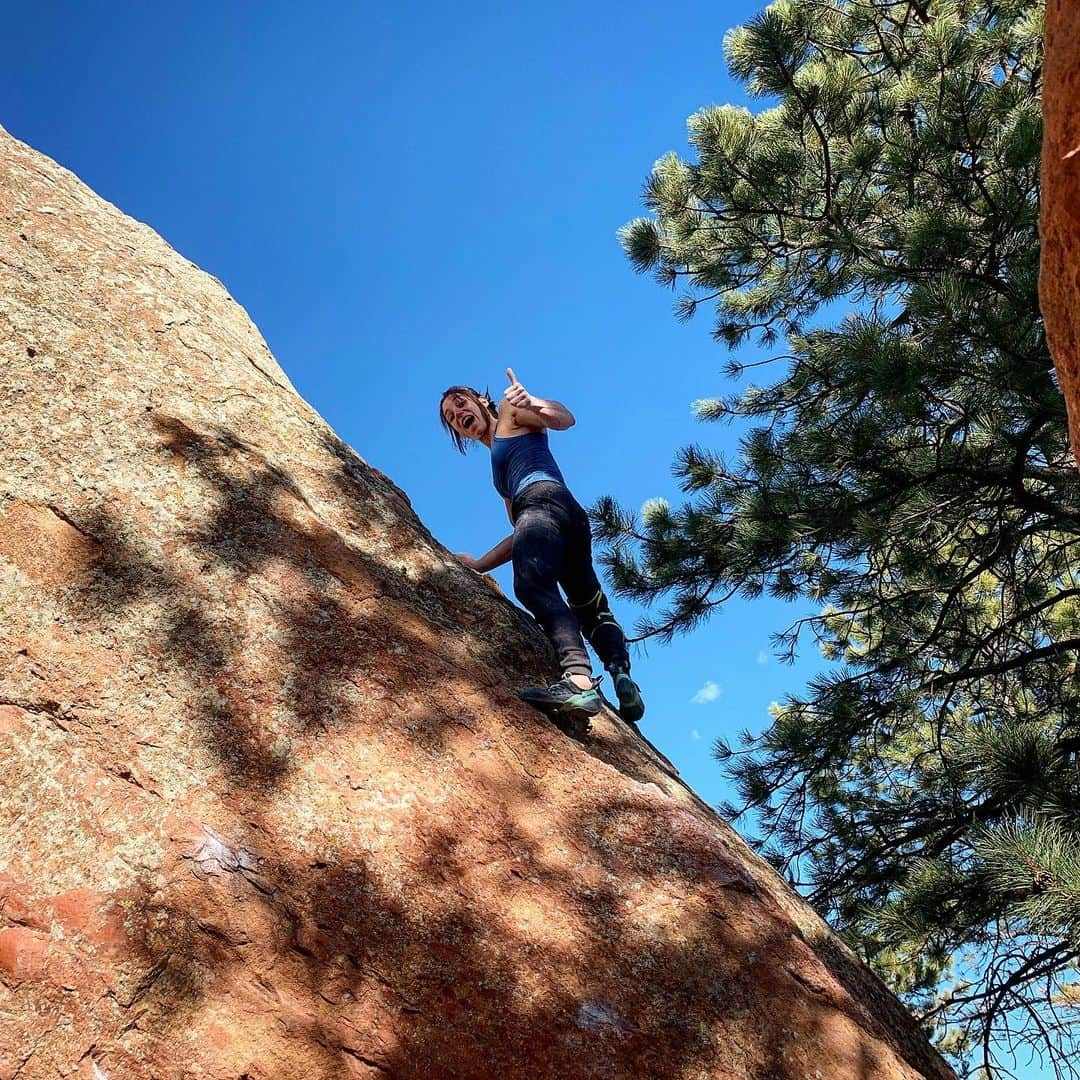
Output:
[{"xmin": 461, "ymin": 415, "xmax": 475, "ymax": 431}]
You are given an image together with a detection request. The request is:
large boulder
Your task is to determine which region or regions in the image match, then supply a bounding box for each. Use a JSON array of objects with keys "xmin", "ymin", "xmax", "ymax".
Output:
[
  {"xmin": 0, "ymin": 125, "xmax": 953, "ymax": 1079},
  {"xmin": 1040, "ymin": 0, "xmax": 1080, "ymax": 466}
]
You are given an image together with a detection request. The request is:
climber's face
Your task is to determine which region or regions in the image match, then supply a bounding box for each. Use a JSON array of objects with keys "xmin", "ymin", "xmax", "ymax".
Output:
[{"xmin": 442, "ymin": 392, "xmax": 490, "ymax": 441}]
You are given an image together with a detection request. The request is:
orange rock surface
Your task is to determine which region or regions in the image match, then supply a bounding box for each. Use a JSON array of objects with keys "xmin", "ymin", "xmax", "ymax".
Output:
[
  {"xmin": 1041, "ymin": 0, "xmax": 1080, "ymax": 467},
  {"xmin": 0, "ymin": 125, "xmax": 953, "ymax": 1079}
]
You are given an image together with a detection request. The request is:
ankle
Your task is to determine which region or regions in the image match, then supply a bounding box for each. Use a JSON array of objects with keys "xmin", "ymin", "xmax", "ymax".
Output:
[{"xmin": 567, "ymin": 673, "xmax": 593, "ymax": 691}]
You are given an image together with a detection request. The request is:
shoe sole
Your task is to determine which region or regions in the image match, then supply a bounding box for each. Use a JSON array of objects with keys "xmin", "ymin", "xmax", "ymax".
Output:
[
  {"xmin": 521, "ymin": 700, "xmax": 594, "ymax": 740},
  {"xmin": 518, "ymin": 696, "xmax": 601, "ymax": 719},
  {"xmin": 517, "ymin": 692, "xmax": 600, "ymax": 737},
  {"xmin": 552, "ymin": 712, "xmax": 592, "ymax": 740}
]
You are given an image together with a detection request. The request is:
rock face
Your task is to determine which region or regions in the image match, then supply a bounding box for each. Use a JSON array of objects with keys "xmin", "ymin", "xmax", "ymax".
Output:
[
  {"xmin": 1041, "ymin": 0, "xmax": 1080, "ymax": 467},
  {"xmin": 0, "ymin": 125, "xmax": 953, "ymax": 1080}
]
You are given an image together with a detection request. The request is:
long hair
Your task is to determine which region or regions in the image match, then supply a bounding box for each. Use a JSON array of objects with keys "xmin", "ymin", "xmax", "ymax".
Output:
[{"xmin": 439, "ymin": 385, "xmax": 498, "ymax": 454}]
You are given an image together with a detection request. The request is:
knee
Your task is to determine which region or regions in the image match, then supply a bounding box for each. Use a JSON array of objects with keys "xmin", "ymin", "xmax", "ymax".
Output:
[
  {"xmin": 569, "ymin": 588, "xmax": 606, "ymax": 631},
  {"xmin": 513, "ymin": 575, "xmax": 539, "ymax": 610},
  {"xmin": 513, "ymin": 556, "xmax": 552, "ymax": 610}
]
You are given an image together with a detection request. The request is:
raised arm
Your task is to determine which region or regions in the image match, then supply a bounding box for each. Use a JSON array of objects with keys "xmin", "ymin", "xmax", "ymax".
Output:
[{"xmin": 503, "ymin": 367, "xmax": 575, "ymax": 430}]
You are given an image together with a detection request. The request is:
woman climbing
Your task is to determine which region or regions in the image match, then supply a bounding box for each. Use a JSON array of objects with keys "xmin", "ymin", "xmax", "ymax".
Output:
[{"xmin": 439, "ymin": 368, "xmax": 645, "ymax": 728}]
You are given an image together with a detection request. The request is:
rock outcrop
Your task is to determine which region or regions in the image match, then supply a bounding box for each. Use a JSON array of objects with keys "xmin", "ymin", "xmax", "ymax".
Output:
[
  {"xmin": 1040, "ymin": 0, "xmax": 1080, "ymax": 467},
  {"xmin": 0, "ymin": 125, "xmax": 953, "ymax": 1079}
]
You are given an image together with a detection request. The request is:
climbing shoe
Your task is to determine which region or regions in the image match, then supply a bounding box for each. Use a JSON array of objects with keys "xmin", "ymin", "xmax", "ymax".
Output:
[
  {"xmin": 611, "ymin": 669, "xmax": 645, "ymax": 724},
  {"xmin": 518, "ymin": 677, "xmax": 602, "ymax": 725}
]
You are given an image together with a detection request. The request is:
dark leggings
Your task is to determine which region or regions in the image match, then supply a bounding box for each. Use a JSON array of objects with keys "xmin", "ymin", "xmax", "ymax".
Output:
[{"xmin": 511, "ymin": 481, "xmax": 631, "ymax": 679}]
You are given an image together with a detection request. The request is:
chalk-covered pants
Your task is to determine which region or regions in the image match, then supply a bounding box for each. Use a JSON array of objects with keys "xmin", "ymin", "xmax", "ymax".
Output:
[{"xmin": 510, "ymin": 481, "xmax": 631, "ymax": 679}]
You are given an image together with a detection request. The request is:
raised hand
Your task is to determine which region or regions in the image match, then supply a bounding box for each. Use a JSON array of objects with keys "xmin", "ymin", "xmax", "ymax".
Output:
[{"xmin": 504, "ymin": 367, "xmax": 535, "ymax": 410}]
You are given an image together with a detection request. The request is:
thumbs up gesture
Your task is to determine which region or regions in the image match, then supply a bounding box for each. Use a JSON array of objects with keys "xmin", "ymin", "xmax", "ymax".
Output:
[{"xmin": 504, "ymin": 367, "xmax": 535, "ymax": 411}]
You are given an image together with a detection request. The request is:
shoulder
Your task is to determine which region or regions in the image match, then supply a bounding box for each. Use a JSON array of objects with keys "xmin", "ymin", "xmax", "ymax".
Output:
[{"xmin": 497, "ymin": 397, "xmax": 547, "ymax": 434}]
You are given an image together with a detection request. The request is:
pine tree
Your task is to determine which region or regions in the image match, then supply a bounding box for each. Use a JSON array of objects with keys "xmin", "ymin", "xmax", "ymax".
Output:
[{"xmin": 600, "ymin": 1, "xmax": 1080, "ymax": 1073}]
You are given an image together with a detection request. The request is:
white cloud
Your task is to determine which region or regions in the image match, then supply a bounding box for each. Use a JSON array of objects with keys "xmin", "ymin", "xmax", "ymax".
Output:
[
  {"xmin": 691, "ymin": 680, "xmax": 722, "ymax": 705},
  {"xmin": 757, "ymin": 650, "xmax": 769, "ymax": 665},
  {"xmin": 691, "ymin": 729, "xmax": 702, "ymax": 741}
]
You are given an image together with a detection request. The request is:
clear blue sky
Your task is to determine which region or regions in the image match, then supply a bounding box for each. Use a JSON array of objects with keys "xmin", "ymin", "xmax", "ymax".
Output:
[{"xmin": 3, "ymin": 1, "xmax": 823, "ymax": 812}]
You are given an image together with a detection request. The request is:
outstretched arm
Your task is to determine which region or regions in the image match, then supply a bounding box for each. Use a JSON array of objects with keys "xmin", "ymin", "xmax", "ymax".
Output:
[
  {"xmin": 457, "ymin": 534, "xmax": 513, "ymax": 573},
  {"xmin": 456, "ymin": 501, "xmax": 516, "ymax": 574},
  {"xmin": 504, "ymin": 367, "xmax": 575, "ymax": 430},
  {"xmin": 457, "ymin": 503, "xmax": 516, "ymax": 578}
]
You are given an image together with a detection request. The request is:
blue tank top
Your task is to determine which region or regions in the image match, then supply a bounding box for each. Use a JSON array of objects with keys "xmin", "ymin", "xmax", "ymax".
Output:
[{"xmin": 490, "ymin": 430, "xmax": 566, "ymax": 500}]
